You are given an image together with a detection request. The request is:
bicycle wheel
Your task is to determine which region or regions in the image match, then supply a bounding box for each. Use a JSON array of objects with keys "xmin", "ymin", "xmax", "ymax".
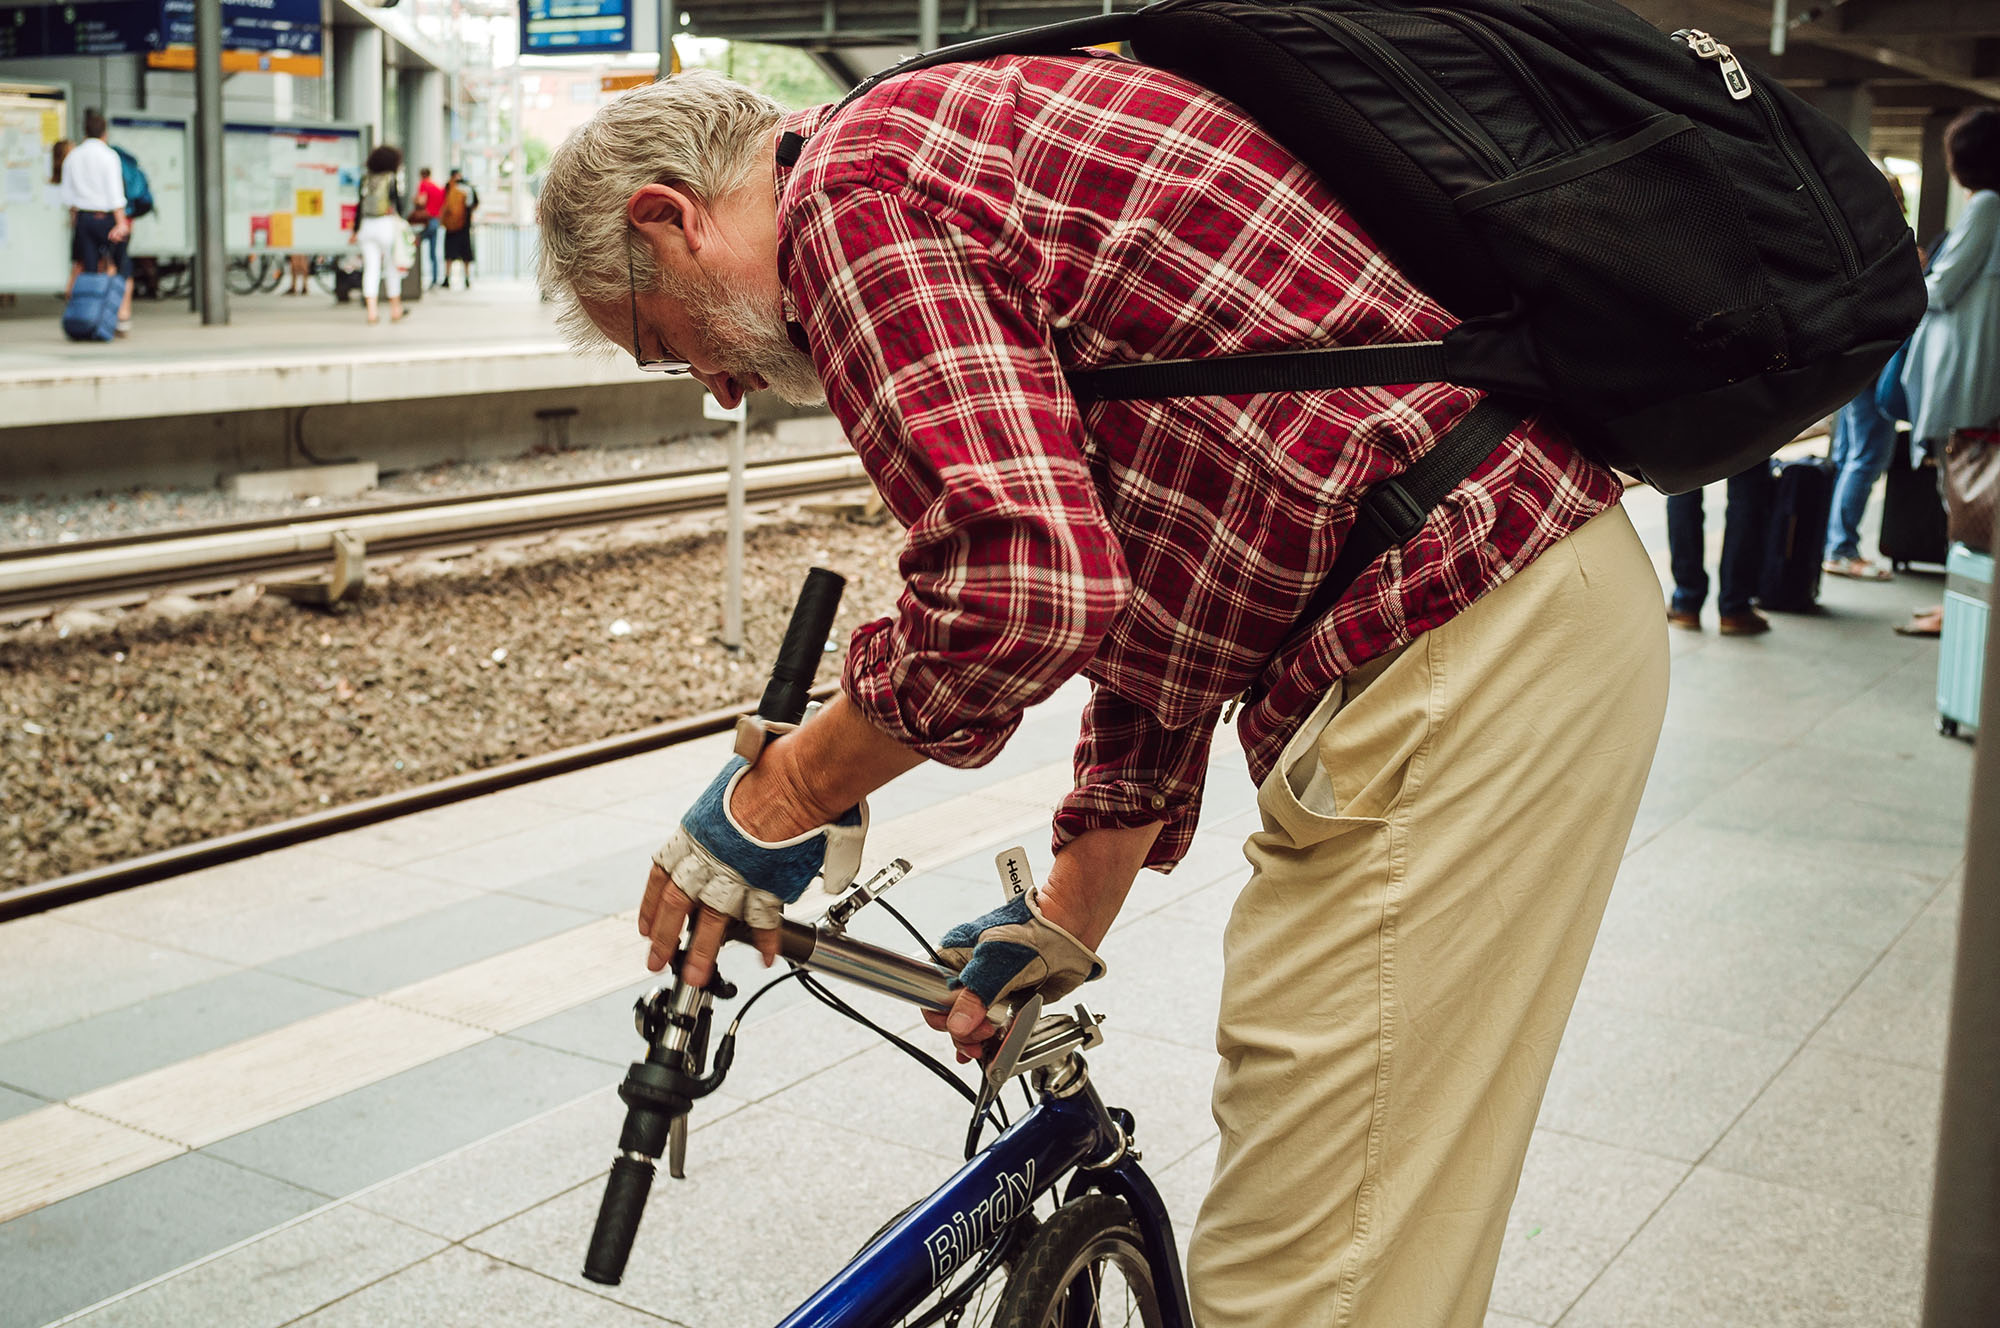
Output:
[
  {"xmin": 225, "ymin": 257, "xmax": 264, "ymax": 295},
  {"xmin": 259, "ymin": 257, "xmax": 287, "ymax": 292},
  {"xmin": 994, "ymin": 1194, "xmax": 1166, "ymax": 1328},
  {"xmin": 312, "ymin": 256, "xmax": 340, "ymax": 295}
]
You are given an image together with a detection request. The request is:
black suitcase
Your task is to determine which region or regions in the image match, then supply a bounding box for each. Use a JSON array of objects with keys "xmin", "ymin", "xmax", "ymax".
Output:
[
  {"xmin": 1759, "ymin": 457, "xmax": 1837, "ymax": 612},
  {"xmin": 1879, "ymin": 429, "xmax": 1950, "ymax": 569}
]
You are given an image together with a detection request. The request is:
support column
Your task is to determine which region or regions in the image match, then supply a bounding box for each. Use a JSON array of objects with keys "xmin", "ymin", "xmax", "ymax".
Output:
[
  {"xmin": 919, "ymin": 0, "xmax": 940, "ymax": 51},
  {"xmin": 1795, "ymin": 81, "xmax": 1873, "ymax": 149},
  {"xmin": 658, "ymin": 0, "xmax": 678, "ymax": 79},
  {"xmin": 333, "ymin": 25, "xmax": 386, "ymax": 143},
  {"xmin": 1918, "ymin": 109, "xmax": 1953, "ymax": 248},
  {"xmin": 406, "ymin": 68, "xmax": 448, "ymax": 181},
  {"xmin": 194, "ymin": 0, "xmax": 227, "ymax": 324},
  {"xmin": 1922, "ymin": 543, "xmax": 2000, "ymax": 1327}
]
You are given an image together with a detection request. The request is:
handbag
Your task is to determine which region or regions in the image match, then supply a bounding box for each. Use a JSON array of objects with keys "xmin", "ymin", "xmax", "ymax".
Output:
[
  {"xmin": 392, "ymin": 220, "xmax": 416, "ymax": 276},
  {"xmin": 1944, "ymin": 426, "xmax": 2000, "ymax": 554}
]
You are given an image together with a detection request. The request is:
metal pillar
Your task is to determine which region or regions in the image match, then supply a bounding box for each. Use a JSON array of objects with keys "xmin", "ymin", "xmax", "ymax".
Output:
[
  {"xmin": 919, "ymin": 0, "xmax": 940, "ymax": 51},
  {"xmin": 658, "ymin": 0, "xmax": 678, "ymax": 79},
  {"xmin": 1918, "ymin": 110, "xmax": 1953, "ymax": 248},
  {"xmin": 1922, "ymin": 587, "xmax": 2000, "ymax": 1326},
  {"xmin": 723, "ymin": 414, "xmax": 745, "ymax": 650},
  {"xmin": 193, "ymin": 0, "xmax": 227, "ymax": 325}
]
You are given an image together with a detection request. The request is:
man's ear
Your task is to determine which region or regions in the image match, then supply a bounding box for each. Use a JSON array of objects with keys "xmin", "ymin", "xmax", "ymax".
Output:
[{"xmin": 628, "ymin": 182, "xmax": 708, "ymax": 257}]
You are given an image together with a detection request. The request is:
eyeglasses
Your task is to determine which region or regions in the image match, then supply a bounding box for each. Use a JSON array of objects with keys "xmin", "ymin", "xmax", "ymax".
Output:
[{"xmin": 628, "ymin": 248, "xmax": 692, "ymax": 376}]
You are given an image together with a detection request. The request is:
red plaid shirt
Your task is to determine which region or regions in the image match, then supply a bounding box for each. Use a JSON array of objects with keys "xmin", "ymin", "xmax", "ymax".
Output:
[{"xmin": 776, "ymin": 54, "xmax": 1621, "ymax": 868}]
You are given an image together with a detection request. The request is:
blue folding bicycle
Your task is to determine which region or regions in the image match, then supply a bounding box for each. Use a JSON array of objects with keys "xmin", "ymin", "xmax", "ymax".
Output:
[{"xmin": 579, "ymin": 569, "xmax": 1195, "ymax": 1328}]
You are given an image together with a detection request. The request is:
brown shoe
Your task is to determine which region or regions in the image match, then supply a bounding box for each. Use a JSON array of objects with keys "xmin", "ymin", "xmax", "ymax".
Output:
[
  {"xmin": 1667, "ymin": 608, "xmax": 1702, "ymax": 631},
  {"xmin": 1719, "ymin": 609, "xmax": 1771, "ymax": 636}
]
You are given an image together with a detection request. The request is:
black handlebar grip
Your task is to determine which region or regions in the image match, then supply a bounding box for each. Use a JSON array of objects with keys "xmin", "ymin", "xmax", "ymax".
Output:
[
  {"xmin": 583, "ymin": 1154, "xmax": 657, "ymax": 1285},
  {"xmin": 758, "ymin": 566, "xmax": 846, "ymax": 725}
]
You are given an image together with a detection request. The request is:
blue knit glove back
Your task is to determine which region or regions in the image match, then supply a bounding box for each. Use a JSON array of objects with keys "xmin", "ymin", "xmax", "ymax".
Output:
[
  {"xmin": 937, "ymin": 889, "xmax": 1106, "ymax": 1008},
  {"xmin": 651, "ymin": 756, "xmax": 868, "ymax": 930}
]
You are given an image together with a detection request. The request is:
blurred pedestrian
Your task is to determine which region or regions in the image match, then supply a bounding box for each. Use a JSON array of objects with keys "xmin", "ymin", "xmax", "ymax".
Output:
[
  {"xmin": 440, "ymin": 168, "xmax": 479, "ymax": 288},
  {"xmin": 1897, "ymin": 107, "xmax": 2000, "ymax": 635},
  {"xmin": 349, "ymin": 143, "xmax": 409, "ymax": 324},
  {"xmin": 1823, "ymin": 167, "xmax": 1910, "ymax": 583},
  {"xmin": 285, "ymin": 253, "xmax": 312, "ymax": 295},
  {"xmin": 50, "ymin": 139, "xmax": 83, "ymax": 299},
  {"xmin": 415, "ymin": 166, "xmax": 445, "ymax": 288},
  {"xmin": 60, "ymin": 110, "xmax": 133, "ymax": 336},
  {"xmin": 1665, "ymin": 463, "xmax": 1774, "ymax": 635}
]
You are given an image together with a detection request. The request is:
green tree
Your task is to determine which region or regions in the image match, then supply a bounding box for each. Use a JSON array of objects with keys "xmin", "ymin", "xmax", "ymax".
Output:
[
  {"xmin": 524, "ymin": 134, "xmax": 552, "ymax": 179},
  {"xmin": 681, "ymin": 40, "xmax": 844, "ymax": 110}
]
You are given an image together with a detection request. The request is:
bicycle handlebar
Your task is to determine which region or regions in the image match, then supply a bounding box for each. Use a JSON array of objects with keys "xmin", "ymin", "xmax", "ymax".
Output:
[{"xmin": 758, "ymin": 916, "xmax": 960, "ymax": 1015}]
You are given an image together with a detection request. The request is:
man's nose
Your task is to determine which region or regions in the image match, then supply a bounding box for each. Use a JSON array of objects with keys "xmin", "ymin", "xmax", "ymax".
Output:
[{"xmin": 696, "ymin": 368, "xmax": 745, "ymax": 409}]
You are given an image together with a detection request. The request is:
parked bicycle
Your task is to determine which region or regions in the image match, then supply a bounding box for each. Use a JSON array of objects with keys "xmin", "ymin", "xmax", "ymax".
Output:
[{"xmin": 582, "ymin": 570, "xmax": 1193, "ymax": 1328}]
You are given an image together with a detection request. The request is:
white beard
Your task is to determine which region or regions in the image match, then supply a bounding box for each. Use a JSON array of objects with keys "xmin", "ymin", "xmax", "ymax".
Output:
[{"xmin": 666, "ymin": 266, "xmax": 826, "ymax": 407}]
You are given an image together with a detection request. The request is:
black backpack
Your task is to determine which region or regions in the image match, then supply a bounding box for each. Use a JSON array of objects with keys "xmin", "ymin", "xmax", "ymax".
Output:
[{"xmin": 785, "ymin": 0, "xmax": 1925, "ymax": 605}]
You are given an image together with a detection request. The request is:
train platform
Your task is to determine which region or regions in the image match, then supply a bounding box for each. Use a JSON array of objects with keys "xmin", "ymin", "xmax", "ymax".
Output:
[
  {"xmin": 0, "ymin": 486, "xmax": 1970, "ymax": 1328},
  {"xmin": 0, "ymin": 280, "xmax": 651, "ymax": 431}
]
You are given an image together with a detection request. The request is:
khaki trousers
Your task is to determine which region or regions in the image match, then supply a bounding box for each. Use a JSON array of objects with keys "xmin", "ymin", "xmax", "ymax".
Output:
[{"xmin": 1188, "ymin": 504, "xmax": 1669, "ymax": 1328}]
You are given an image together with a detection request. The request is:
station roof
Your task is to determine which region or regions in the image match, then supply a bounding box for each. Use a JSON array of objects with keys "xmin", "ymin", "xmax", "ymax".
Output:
[{"xmin": 680, "ymin": 0, "xmax": 1999, "ymax": 153}]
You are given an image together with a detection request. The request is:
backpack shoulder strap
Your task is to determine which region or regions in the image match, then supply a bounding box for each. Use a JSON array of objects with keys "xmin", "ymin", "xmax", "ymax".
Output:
[{"xmin": 1290, "ymin": 397, "xmax": 1524, "ymax": 646}]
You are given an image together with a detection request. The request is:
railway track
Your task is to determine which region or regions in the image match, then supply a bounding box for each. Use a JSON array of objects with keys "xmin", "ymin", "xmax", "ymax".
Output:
[{"xmin": 0, "ymin": 450, "xmax": 871, "ymax": 617}]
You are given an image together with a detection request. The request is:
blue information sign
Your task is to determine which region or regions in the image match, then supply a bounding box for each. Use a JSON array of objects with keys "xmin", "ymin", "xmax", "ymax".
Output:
[
  {"xmin": 0, "ymin": 0, "xmax": 319, "ymax": 58},
  {"xmin": 162, "ymin": 0, "xmax": 321, "ymax": 54},
  {"xmin": 520, "ymin": 0, "xmax": 632, "ymax": 54}
]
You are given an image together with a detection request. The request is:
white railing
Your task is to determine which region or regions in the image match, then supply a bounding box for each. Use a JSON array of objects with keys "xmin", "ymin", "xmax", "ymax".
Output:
[{"xmin": 472, "ymin": 223, "xmax": 540, "ymax": 281}]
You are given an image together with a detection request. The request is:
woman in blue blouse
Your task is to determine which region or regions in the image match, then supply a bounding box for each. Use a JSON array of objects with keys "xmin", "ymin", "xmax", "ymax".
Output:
[{"xmin": 1899, "ymin": 109, "xmax": 2000, "ymax": 634}]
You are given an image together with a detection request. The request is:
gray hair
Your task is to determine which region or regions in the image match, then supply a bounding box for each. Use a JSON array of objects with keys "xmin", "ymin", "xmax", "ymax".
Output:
[{"xmin": 536, "ymin": 70, "xmax": 785, "ymax": 349}]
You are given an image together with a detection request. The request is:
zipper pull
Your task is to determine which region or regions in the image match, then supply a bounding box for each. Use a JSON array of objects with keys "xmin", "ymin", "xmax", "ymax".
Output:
[{"xmin": 1672, "ymin": 28, "xmax": 1754, "ymax": 102}]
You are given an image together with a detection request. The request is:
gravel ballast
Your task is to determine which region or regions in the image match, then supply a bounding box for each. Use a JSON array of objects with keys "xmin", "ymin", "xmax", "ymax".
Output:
[{"xmin": 0, "ymin": 507, "xmax": 906, "ymax": 892}]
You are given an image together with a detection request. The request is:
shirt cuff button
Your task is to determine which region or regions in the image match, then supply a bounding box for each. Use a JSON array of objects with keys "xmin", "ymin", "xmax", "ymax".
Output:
[{"xmin": 1148, "ymin": 793, "xmax": 1167, "ymax": 811}]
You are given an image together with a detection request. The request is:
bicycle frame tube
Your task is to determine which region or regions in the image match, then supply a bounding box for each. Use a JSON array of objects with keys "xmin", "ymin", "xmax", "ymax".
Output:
[{"xmin": 776, "ymin": 1090, "xmax": 1138, "ymax": 1328}]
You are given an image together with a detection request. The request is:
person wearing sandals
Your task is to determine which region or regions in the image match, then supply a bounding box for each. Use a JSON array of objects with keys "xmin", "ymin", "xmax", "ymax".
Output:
[
  {"xmin": 1824, "ymin": 168, "xmax": 1911, "ymax": 586},
  {"xmin": 1896, "ymin": 109, "xmax": 2000, "ymax": 635},
  {"xmin": 349, "ymin": 144, "xmax": 409, "ymax": 325}
]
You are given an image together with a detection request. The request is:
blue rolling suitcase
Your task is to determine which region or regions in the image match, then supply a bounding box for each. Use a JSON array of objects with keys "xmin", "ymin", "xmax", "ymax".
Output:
[
  {"xmin": 1938, "ymin": 542, "xmax": 1992, "ymax": 738},
  {"xmin": 62, "ymin": 272, "xmax": 124, "ymax": 343}
]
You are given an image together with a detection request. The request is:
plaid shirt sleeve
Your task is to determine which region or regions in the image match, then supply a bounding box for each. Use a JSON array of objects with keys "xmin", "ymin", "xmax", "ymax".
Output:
[
  {"xmin": 1060, "ymin": 687, "xmax": 1218, "ymax": 867},
  {"xmin": 787, "ymin": 182, "xmax": 1153, "ymax": 799}
]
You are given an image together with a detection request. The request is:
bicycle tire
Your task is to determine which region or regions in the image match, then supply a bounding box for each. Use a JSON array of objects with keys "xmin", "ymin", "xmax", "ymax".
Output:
[
  {"xmin": 993, "ymin": 1194, "xmax": 1166, "ymax": 1328},
  {"xmin": 312, "ymin": 256, "xmax": 340, "ymax": 295},
  {"xmin": 225, "ymin": 257, "xmax": 264, "ymax": 295},
  {"xmin": 258, "ymin": 256, "xmax": 286, "ymax": 292}
]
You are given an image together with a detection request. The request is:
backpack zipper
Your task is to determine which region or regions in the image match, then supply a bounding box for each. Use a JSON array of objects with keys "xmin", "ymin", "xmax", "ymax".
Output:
[
  {"xmin": 1673, "ymin": 28, "xmax": 1862, "ymax": 280},
  {"xmin": 1294, "ymin": 7, "xmax": 1514, "ymax": 178},
  {"xmin": 1412, "ymin": 7, "xmax": 1584, "ymax": 153}
]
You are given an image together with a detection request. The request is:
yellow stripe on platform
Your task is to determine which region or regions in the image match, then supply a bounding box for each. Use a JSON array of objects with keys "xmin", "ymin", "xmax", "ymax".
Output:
[
  {"xmin": 0, "ymin": 1107, "xmax": 185, "ymax": 1224},
  {"xmin": 0, "ymin": 759, "xmax": 1074, "ymax": 1223}
]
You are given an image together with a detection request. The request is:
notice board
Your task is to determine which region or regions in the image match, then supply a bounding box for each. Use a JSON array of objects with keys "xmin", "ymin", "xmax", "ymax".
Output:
[
  {"xmin": 110, "ymin": 114, "xmax": 192, "ymax": 257},
  {"xmin": 224, "ymin": 120, "xmax": 363, "ymax": 254},
  {"xmin": 0, "ymin": 85, "xmax": 68, "ymax": 295}
]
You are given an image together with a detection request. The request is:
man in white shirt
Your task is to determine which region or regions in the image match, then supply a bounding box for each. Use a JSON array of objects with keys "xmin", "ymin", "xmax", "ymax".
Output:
[{"xmin": 60, "ymin": 109, "xmax": 134, "ymax": 334}]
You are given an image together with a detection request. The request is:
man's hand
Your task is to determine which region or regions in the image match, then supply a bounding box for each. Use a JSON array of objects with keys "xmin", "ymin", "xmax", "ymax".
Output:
[
  {"xmin": 641, "ymin": 746, "xmax": 866, "ymax": 987},
  {"xmin": 108, "ymin": 219, "xmax": 130, "ymax": 244},
  {"xmin": 924, "ymin": 822, "xmax": 1160, "ymax": 1062}
]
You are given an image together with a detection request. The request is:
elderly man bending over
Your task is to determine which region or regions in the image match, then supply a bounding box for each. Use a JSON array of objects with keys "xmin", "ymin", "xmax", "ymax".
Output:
[{"xmin": 536, "ymin": 61, "xmax": 1666, "ymax": 1328}]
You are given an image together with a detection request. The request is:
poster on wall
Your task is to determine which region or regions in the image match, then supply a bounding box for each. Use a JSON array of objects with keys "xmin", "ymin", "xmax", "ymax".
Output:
[
  {"xmin": 109, "ymin": 114, "xmax": 192, "ymax": 257},
  {"xmin": 223, "ymin": 121, "xmax": 362, "ymax": 254},
  {"xmin": 0, "ymin": 87, "xmax": 69, "ymax": 294}
]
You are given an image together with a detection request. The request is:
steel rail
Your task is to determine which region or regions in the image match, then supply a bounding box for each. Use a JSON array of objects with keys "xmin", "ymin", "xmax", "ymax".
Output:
[
  {"xmin": 0, "ymin": 454, "xmax": 871, "ymax": 612},
  {"xmin": 0, "ymin": 684, "xmax": 838, "ymax": 924},
  {"xmin": 0, "ymin": 449, "xmax": 860, "ymax": 563}
]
